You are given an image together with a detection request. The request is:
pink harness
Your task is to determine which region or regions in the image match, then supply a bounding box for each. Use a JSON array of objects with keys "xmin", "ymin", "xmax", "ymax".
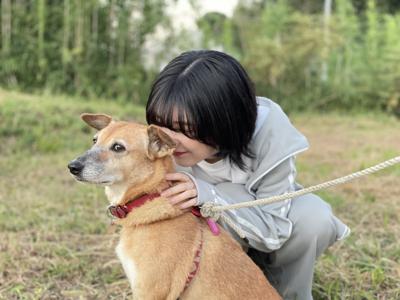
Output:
[{"xmin": 183, "ymin": 226, "xmax": 204, "ymax": 290}]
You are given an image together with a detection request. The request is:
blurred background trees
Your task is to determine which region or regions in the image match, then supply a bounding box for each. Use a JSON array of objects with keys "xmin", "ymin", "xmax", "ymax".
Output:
[
  {"xmin": 1, "ymin": 0, "xmax": 400, "ymax": 115},
  {"xmin": 1, "ymin": 0, "xmax": 167, "ymax": 102}
]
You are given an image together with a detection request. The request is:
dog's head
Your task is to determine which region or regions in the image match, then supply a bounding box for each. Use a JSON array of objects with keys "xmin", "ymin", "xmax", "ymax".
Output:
[{"xmin": 68, "ymin": 113, "xmax": 176, "ymax": 187}]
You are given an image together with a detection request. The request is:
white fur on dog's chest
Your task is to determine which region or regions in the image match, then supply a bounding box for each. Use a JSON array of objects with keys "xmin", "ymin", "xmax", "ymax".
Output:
[{"xmin": 116, "ymin": 241, "xmax": 137, "ymax": 289}]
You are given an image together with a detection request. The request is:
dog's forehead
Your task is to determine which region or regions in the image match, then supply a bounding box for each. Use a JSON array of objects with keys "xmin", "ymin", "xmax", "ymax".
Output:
[{"xmin": 98, "ymin": 121, "xmax": 147, "ymax": 145}]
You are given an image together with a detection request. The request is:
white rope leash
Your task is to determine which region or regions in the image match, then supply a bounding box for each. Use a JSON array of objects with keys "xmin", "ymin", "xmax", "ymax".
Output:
[{"xmin": 200, "ymin": 156, "xmax": 400, "ymax": 238}]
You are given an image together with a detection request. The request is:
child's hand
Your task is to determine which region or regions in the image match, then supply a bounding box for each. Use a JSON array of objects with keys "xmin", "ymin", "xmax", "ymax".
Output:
[{"xmin": 161, "ymin": 173, "xmax": 198, "ymax": 209}]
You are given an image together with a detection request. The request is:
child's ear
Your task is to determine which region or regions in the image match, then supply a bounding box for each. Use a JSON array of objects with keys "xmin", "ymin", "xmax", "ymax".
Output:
[
  {"xmin": 81, "ymin": 113, "xmax": 113, "ymax": 130},
  {"xmin": 147, "ymin": 125, "xmax": 176, "ymax": 160}
]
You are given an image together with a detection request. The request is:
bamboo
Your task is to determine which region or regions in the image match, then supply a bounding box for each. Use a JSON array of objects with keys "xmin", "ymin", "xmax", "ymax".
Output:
[
  {"xmin": 37, "ymin": 0, "xmax": 46, "ymax": 79},
  {"xmin": 321, "ymin": 0, "xmax": 332, "ymax": 82},
  {"xmin": 1, "ymin": 0, "xmax": 12, "ymax": 55}
]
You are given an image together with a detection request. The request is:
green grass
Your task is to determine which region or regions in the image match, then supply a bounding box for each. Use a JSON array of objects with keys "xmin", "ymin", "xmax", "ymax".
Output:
[{"xmin": 1, "ymin": 89, "xmax": 399, "ymax": 299}]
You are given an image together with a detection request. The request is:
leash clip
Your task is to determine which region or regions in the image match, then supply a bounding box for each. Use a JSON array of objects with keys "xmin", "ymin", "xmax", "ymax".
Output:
[
  {"xmin": 191, "ymin": 207, "xmax": 220, "ymax": 236},
  {"xmin": 107, "ymin": 205, "xmax": 128, "ymax": 219}
]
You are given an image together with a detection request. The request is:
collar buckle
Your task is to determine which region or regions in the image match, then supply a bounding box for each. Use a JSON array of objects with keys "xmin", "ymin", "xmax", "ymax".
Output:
[{"xmin": 108, "ymin": 205, "xmax": 128, "ymax": 219}]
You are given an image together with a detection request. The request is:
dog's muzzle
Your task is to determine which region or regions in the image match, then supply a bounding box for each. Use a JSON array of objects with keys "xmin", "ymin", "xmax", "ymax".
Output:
[{"xmin": 68, "ymin": 160, "xmax": 84, "ymax": 175}]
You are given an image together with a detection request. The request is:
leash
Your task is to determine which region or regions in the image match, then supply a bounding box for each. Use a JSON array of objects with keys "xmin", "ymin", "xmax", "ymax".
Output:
[{"xmin": 200, "ymin": 156, "xmax": 400, "ymax": 239}]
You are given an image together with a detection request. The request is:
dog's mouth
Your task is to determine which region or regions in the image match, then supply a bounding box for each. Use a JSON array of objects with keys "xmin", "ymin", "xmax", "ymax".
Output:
[{"xmin": 72, "ymin": 175, "xmax": 112, "ymax": 186}]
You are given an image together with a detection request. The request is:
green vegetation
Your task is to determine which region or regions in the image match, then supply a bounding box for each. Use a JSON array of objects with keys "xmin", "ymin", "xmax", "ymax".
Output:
[
  {"xmin": 1, "ymin": 1, "xmax": 400, "ymax": 115},
  {"xmin": 0, "ymin": 0, "xmax": 166, "ymax": 102},
  {"xmin": 0, "ymin": 89, "xmax": 145, "ymax": 157},
  {"xmin": 0, "ymin": 89, "xmax": 399, "ymax": 299},
  {"xmin": 200, "ymin": 0, "xmax": 400, "ymax": 114}
]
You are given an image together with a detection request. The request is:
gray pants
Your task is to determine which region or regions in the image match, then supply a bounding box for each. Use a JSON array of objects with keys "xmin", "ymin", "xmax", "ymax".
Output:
[{"xmin": 247, "ymin": 194, "xmax": 348, "ymax": 300}]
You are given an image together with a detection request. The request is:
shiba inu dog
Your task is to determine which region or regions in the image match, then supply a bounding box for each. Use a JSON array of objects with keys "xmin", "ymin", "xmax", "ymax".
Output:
[{"xmin": 68, "ymin": 113, "xmax": 281, "ymax": 300}]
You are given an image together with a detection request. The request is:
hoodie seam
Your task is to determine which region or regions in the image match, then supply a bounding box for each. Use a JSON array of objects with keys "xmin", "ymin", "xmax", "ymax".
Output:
[{"xmin": 247, "ymin": 147, "xmax": 309, "ymax": 196}]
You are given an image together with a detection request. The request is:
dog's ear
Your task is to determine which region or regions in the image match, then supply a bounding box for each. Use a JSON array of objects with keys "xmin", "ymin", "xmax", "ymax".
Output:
[
  {"xmin": 147, "ymin": 125, "xmax": 176, "ymax": 160},
  {"xmin": 81, "ymin": 113, "xmax": 113, "ymax": 130}
]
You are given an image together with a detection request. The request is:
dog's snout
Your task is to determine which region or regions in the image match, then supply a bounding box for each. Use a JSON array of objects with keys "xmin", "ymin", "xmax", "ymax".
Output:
[{"xmin": 68, "ymin": 160, "xmax": 84, "ymax": 175}]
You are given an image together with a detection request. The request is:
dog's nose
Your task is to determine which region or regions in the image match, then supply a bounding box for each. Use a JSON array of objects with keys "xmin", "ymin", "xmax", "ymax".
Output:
[{"xmin": 68, "ymin": 160, "xmax": 84, "ymax": 175}]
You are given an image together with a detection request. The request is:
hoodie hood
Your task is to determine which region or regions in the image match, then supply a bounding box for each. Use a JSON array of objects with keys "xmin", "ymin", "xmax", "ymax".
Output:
[{"xmin": 246, "ymin": 97, "xmax": 309, "ymax": 194}]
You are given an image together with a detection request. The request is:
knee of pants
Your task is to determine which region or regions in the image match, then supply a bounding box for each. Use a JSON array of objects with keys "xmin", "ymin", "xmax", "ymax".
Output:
[
  {"xmin": 288, "ymin": 195, "xmax": 338, "ymax": 257},
  {"xmin": 268, "ymin": 195, "xmax": 340, "ymax": 267}
]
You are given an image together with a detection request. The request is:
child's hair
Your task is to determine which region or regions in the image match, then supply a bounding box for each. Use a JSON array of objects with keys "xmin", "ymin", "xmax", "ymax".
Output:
[{"xmin": 146, "ymin": 50, "xmax": 257, "ymax": 170}]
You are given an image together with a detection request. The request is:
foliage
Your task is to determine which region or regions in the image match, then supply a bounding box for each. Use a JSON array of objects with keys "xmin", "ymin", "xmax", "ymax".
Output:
[
  {"xmin": 198, "ymin": 0, "xmax": 400, "ymax": 114},
  {"xmin": 0, "ymin": 89, "xmax": 145, "ymax": 156},
  {"xmin": 1, "ymin": 0, "xmax": 400, "ymax": 114},
  {"xmin": 0, "ymin": 0, "xmax": 166, "ymax": 103}
]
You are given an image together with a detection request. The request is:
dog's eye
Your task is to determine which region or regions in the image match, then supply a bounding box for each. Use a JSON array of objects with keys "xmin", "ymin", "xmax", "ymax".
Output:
[
  {"xmin": 111, "ymin": 143, "xmax": 126, "ymax": 152},
  {"xmin": 92, "ymin": 137, "xmax": 97, "ymax": 144}
]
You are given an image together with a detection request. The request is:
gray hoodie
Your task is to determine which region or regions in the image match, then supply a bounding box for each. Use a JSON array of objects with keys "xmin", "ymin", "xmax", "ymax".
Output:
[{"xmin": 178, "ymin": 97, "xmax": 349, "ymax": 252}]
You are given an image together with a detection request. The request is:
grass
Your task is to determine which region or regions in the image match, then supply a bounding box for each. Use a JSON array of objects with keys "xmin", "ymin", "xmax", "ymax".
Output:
[
  {"xmin": 292, "ymin": 111, "xmax": 400, "ymax": 300},
  {"xmin": 0, "ymin": 88, "xmax": 399, "ymax": 299}
]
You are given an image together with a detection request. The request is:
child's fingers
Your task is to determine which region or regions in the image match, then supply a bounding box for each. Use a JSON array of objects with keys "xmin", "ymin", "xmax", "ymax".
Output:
[
  {"xmin": 179, "ymin": 198, "xmax": 197, "ymax": 209},
  {"xmin": 161, "ymin": 172, "xmax": 198, "ymax": 210},
  {"xmin": 161, "ymin": 181, "xmax": 194, "ymax": 197},
  {"xmin": 165, "ymin": 172, "xmax": 191, "ymax": 182},
  {"xmin": 168, "ymin": 190, "xmax": 197, "ymax": 205}
]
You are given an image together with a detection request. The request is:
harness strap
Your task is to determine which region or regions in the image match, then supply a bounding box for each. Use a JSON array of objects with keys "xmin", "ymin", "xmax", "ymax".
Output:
[{"xmin": 183, "ymin": 225, "xmax": 204, "ymax": 291}]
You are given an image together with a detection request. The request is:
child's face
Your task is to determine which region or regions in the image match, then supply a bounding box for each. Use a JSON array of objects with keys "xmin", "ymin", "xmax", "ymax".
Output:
[{"xmin": 159, "ymin": 126, "xmax": 219, "ymax": 167}]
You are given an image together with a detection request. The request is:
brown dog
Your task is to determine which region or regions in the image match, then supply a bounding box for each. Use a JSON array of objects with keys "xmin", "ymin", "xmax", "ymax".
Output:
[{"xmin": 68, "ymin": 113, "xmax": 281, "ymax": 300}]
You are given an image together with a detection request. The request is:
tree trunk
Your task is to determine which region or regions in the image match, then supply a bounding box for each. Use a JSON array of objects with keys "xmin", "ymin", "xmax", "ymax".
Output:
[
  {"xmin": 91, "ymin": 0, "xmax": 98, "ymax": 46},
  {"xmin": 108, "ymin": 0, "xmax": 117, "ymax": 68},
  {"xmin": 74, "ymin": 0, "xmax": 84, "ymax": 91},
  {"xmin": 321, "ymin": 0, "xmax": 332, "ymax": 82},
  {"xmin": 37, "ymin": 0, "xmax": 46, "ymax": 80},
  {"xmin": 63, "ymin": 0, "xmax": 70, "ymax": 64},
  {"xmin": 1, "ymin": 0, "xmax": 12, "ymax": 55},
  {"xmin": 62, "ymin": 0, "xmax": 71, "ymax": 86}
]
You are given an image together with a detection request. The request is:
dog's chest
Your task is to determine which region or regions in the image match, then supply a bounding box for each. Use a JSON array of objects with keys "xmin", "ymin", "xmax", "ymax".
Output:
[{"xmin": 116, "ymin": 241, "xmax": 137, "ymax": 288}]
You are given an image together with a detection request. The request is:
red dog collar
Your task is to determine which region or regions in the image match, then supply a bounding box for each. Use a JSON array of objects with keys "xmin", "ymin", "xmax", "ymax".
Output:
[
  {"xmin": 108, "ymin": 197, "xmax": 220, "ymax": 238},
  {"xmin": 108, "ymin": 192, "xmax": 161, "ymax": 218}
]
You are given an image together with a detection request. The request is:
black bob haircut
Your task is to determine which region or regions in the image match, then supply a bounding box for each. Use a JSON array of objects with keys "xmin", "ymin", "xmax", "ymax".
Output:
[{"xmin": 146, "ymin": 50, "xmax": 257, "ymax": 170}]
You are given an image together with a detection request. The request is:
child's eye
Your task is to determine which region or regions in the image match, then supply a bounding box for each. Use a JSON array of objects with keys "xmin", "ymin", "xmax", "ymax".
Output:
[
  {"xmin": 170, "ymin": 127, "xmax": 184, "ymax": 134},
  {"xmin": 172, "ymin": 127, "xmax": 195, "ymax": 138},
  {"xmin": 185, "ymin": 131, "xmax": 195, "ymax": 137}
]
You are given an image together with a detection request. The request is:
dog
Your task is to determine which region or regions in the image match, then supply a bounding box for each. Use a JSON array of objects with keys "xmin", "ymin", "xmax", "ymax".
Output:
[{"xmin": 68, "ymin": 113, "xmax": 281, "ymax": 300}]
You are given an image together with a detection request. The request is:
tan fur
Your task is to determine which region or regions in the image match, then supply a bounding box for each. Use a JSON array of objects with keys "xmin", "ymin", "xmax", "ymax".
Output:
[{"xmin": 74, "ymin": 114, "xmax": 281, "ymax": 300}]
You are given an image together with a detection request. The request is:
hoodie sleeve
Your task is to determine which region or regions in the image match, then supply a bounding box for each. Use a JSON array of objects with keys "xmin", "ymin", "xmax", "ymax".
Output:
[
  {"xmin": 177, "ymin": 157, "xmax": 297, "ymax": 252},
  {"xmin": 252, "ymin": 157, "xmax": 297, "ymax": 216}
]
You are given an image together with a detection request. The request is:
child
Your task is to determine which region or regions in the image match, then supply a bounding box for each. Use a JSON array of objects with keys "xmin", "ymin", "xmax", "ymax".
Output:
[{"xmin": 146, "ymin": 50, "xmax": 350, "ymax": 300}]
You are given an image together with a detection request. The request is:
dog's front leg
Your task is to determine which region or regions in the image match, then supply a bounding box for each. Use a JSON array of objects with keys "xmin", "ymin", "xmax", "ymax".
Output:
[
  {"xmin": 117, "ymin": 243, "xmax": 182, "ymax": 300},
  {"xmin": 131, "ymin": 273, "xmax": 184, "ymax": 300}
]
